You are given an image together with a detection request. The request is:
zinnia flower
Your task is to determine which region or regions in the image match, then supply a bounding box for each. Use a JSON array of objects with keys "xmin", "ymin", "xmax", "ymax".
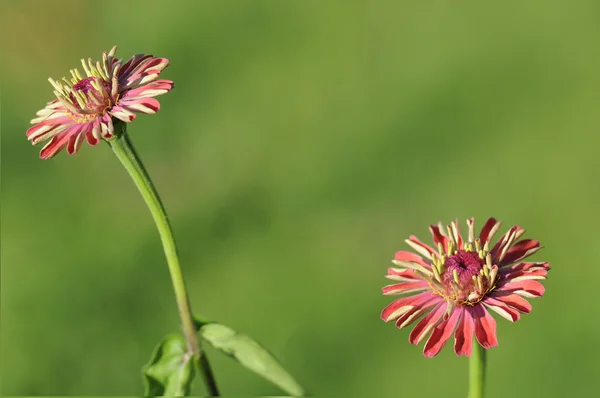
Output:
[
  {"xmin": 26, "ymin": 46, "xmax": 173, "ymax": 159},
  {"xmin": 381, "ymin": 218, "xmax": 549, "ymax": 357}
]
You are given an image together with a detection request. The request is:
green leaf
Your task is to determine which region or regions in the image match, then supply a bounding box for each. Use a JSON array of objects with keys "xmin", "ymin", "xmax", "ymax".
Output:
[
  {"xmin": 143, "ymin": 334, "xmax": 195, "ymax": 397},
  {"xmin": 199, "ymin": 323, "xmax": 305, "ymax": 396}
]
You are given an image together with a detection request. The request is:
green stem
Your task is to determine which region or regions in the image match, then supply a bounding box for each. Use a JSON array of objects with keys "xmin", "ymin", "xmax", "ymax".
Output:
[
  {"xmin": 109, "ymin": 123, "xmax": 219, "ymax": 396},
  {"xmin": 468, "ymin": 341, "xmax": 486, "ymax": 398}
]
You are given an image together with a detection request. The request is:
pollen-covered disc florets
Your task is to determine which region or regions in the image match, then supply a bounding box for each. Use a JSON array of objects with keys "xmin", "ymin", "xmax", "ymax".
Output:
[
  {"xmin": 381, "ymin": 217, "xmax": 549, "ymax": 358},
  {"xmin": 26, "ymin": 46, "xmax": 174, "ymax": 159}
]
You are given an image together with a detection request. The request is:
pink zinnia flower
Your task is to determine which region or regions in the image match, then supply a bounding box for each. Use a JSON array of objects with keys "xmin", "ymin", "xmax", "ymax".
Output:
[
  {"xmin": 381, "ymin": 218, "xmax": 549, "ymax": 358},
  {"xmin": 27, "ymin": 46, "xmax": 173, "ymax": 159}
]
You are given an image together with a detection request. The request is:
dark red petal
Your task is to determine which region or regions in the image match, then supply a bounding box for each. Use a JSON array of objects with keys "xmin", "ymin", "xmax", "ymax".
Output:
[
  {"xmin": 67, "ymin": 124, "xmax": 90, "ymax": 155},
  {"xmin": 409, "ymin": 301, "xmax": 447, "ymax": 345},
  {"xmin": 429, "ymin": 225, "xmax": 449, "ymax": 249},
  {"xmin": 454, "ymin": 307, "xmax": 475, "ymax": 356},
  {"xmin": 86, "ymin": 123, "xmax": 99, "ymax": 146},
  {"xmin": 423, "ymin": 306, "xmax": 461, "ymax": 357},
  {"xmin": 472, "ymin": 305, "xmax": 498, "ymax": 349}
]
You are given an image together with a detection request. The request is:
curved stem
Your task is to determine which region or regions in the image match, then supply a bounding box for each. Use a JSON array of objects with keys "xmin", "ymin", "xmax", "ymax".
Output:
[
  {"xmin": 468, "ymin": 340, "xmax": 486, "ymax": 398},
  {"xmin": 109, "ymin": 123, "xmax": 219, "ymax": 396}
]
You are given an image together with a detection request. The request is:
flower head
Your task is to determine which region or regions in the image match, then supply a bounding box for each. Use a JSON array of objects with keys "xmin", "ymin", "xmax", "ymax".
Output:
[
  {"xmin": 26, "ymin": 46, "xmax": 174, "ymax": 159},
  {"xmin": 381, "ymin": 218, "xmax": 549, "ymax": 357}
]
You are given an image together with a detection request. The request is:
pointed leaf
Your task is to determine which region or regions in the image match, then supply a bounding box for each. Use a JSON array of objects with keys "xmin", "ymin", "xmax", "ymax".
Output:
[
  {"xmin": 199, "ymin": 323, "xmax": 305, "ymax": 396},
  {"xmin": 143, "ymin": 334, "xmax": 195, "ymax": 396}
]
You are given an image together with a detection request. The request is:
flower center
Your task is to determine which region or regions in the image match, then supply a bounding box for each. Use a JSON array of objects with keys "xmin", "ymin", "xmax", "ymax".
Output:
[
  {"xmin": 68, "ymin": 77, "xmax": 113, "ymax": 116},
  {"xmin": 438, "ymin": 250, "xmax": 491, "ymax": 304}
]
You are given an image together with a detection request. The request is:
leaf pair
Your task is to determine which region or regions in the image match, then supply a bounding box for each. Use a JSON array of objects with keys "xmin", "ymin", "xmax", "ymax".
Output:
[{"xmin": 143, "ymin": 319, "xmax": 305, "ymax": 396}]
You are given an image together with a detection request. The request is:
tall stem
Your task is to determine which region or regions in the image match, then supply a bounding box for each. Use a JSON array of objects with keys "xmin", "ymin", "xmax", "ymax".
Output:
[
  {"xmin": 468, "ymin": 340, "xmax": 486, "ymax": 398},
  {"xmin": 109, "ymin": 124, "xmax": 219, "ymax": 396}
]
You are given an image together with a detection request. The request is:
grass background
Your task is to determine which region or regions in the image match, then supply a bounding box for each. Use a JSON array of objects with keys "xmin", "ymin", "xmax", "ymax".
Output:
[{"xmin": 2, "ymin": 0, "xmax": 599, "ymax": 396}]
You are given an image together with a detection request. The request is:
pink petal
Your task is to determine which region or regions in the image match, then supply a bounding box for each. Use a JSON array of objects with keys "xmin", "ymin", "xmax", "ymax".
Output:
[
  {"xmin": 100, "ymin": 115, "xmax": 114, "ymax": 138},
  {"xmin": 381, "ymin": 292, "xmax": 435, "ymax": 322},
  {"xmin": 482, "ymin": 297, "xmax": 521, "ymax": 322},
  {"xmin": 385, "ymin": 268, "xmax": 419, "ymax": 281},
  {"xmin": 498, "ymin": 280, "xmax": 545, "ymax": 297},
  {"xmin": 489, "ymin": 292, "xmax": 532, "ymax": 313},
  {"xmin": 454, "ymin": 307, "xmax": 475, "ymax": 356},
  {"xmin": 394, "ymin": 251, "xmax": 430, "ymax": 267},
  {"xmin": 500, "ymin": 239, "xmax": 542, "ymax": 265},
  {"xmin": 382, "ymin": 281, "xmax": 430, "ymax": 295},
  {"xmin": 120, "ymin": 80, "xmax": 174, "ymax": 100},
  {"xmin": 479, "ymin": 218, "xmax": 502, "ymax": 244},
  {"xmin": 409, "ymin": 301, "xmax": 447, "ymax": 345},
  {"xmin": 423, "ymin": 306, "xmax": 462, "ymax": 357},
  {"xmin": 27, "ymin": 115, "xmax": 73, "ymax": 143},
  {"xmin": 472, "ymin": 305, "xmax": 498, "ymax": 349},
  {"xmin": 406, "ymin": 235, "xmax": 437, "ymax": 259},
  {"xmin": 109, "ymin": 106, "xmax": 137, "ymax": 122},
  {"xmin": 395, "ymin": 296, "xmax": 442, "ymax": 328},
  {"xmin": 491, "ymin": 226, "xmax": 522, "ymax": 260},
  {"xmin": 499, "ymin": 268, "xmax": 548, "ymax": 282},
  {"xmin": 118, "ymin": 97, "xmax": 160, "ymax": 114},
  {"xmin": 499, "ymin": 262, "xmax": 550, "ymax": 274}
]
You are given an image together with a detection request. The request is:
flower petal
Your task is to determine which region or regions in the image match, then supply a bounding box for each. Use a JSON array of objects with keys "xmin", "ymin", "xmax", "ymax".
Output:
[
  {"xmin": 109, "ymin": 106, "xmax": 137, "ymax": 122},
  {"xmin": 385, "ymin": 267, "xmax": 420, "ymax": 282},
  {"xmin": 472, "ymin": 305, "xmax": 498, "ymax": 349},
  {"xmin": 118, "ymin": 97, "xmax": 160, "ymax": 114},
  {"xmin": 423, "ymin": 306, "xmax": 461, "ymax": 357},
  {"xmin": 498, "ymin": 279, "xmax": 545, "ymax": 298},
  {"xmin": 500, "ymin": 239, "xmax": 542, "ymax": 265},
  {"xmin": 499, "ymin": 261, "xmax": 550, "ymax": 275},
  {"xmin": 429, "ymin": 224, "xmax": 449, "ymax": 249},
  {"xmin": 405, "ymin": 235, "xmax": 436, "ymax": 260},
  {"xmin": 27, "ymin": 115, "xmax": 73, "ymax": 143},
  {"xmin": 395, "ymin": 296, "xmax": 442, "ymax": 329},
  {"xmin": 482, "ymin": 296, "xmax": 521, "ymax": 322},
  {"xmin": 382, "ymin": 281, "xmax": 430, "ymax": 295},
  {"xmin": 479, "ymin": 218, "xmax": 502, "ymax": 244},
  {"xmin": 66, "ymin": 126, "xmax": 88, "ymax": 155},
  {"xmin": 454, "ymin": 307, "xmax": 475, "ymax": 356},
  {"xmin": 394, "ymin": 251, "xmax": 429, "ymax": 266},
  {"xmin": 40, "ymin": 128, "xmax": 76, "ymax": 159},
  {"xmin": 120, "ymin": 79, "xmax": 174, "ymax": 100},
  {"xmin": 489, "ymin": 292, "xmax": 532, "ymax": 313},
  {"xmin": 381, "ymin": 292, "xmax": 435, "ymax": 322},
  {"xmin": 409, "ymin": 301, "xmax": 447, "ymax": 345}
]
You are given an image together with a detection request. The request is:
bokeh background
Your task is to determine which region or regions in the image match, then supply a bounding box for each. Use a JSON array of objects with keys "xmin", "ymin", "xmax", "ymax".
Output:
[{"xmin": 2, "ymin": 0, "xmax": 600, "ymax": 396}]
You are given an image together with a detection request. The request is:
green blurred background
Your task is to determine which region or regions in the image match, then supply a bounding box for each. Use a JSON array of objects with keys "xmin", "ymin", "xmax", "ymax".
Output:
[{"xmin": 2, "ymin": 0, "xmax": 599, "ymax": 396}]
